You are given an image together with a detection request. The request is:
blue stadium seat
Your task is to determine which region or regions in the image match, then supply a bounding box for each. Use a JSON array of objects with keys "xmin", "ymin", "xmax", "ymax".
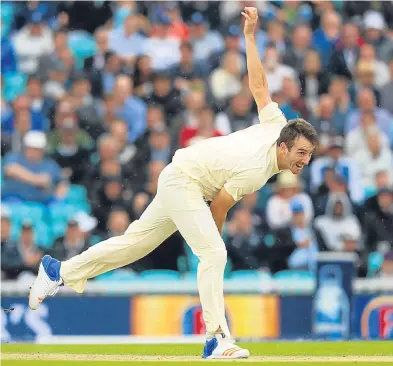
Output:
[
  {"xmin": 68, "ymin": 31, "xmax": 97, "ymax": 69},
  {"xmin": 140, "ymin": 269, "xmax": 181, "ymax": 281},
  {"xmin": 273, "ymin": 270, "xmax": 315, "ymax": 281},
  {"xmin": 8, "ymin": 202, "xmax": 46, "ymax": 226},
  {"xmin": 66, "ymin": 184, "xmax": 88, "ymax": 203},
  {"xmin": 367, "ymin": 252, "xmax": 384, "ymax": 277},
  {"xmin": 230, "ymin": 270, "xmax": 271, "ymax": 281},
  {"xmin": 95, "ymin": 270, "xmax": 138, "ymax": 281},
  {"xmin": 2, "ymin": 72, "xmax": 27, "ymax": 101},
  {"xmin": 48, "ymin": 203, "xmax": 81, "ymax": 238},
  {"xmin": 11, "ymin": 221, "xmax": 52, "ymax": 248}
]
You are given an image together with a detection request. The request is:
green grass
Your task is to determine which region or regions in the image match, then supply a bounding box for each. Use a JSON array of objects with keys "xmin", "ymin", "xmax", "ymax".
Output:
[
  {"xmin": 2, "ymin": 363, "xmax": 392, "ymax": 366},
  {"xmin": 2, "ymin": 341, "xmax": 393, "ymax": 356},
  {"xmin": 2, "ymin": 341, "xmax": 393, "ymax": 366}
]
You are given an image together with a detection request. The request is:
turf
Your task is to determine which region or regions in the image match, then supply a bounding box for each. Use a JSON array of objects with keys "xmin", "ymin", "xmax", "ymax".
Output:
[
  {"xmin": 2, "ymin": 363, "xmax": 392, "ymax": 366},
  {"xmin": 2, "ymin": 341, "xmax": 393, "ymax": 366},
  {"xmin": 3, "ymin": 341, "xmax": 393, "ymax": 356}
]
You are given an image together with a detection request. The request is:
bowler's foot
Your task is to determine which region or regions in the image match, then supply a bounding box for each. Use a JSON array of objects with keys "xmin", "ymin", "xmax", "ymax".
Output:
[
  {"xmin": 29, "ymin": 255, "xmax": 63, "ymax": 310},
  {"xmin": 202, "ymin": 334, "xmax": 250, "ymax": 359}
]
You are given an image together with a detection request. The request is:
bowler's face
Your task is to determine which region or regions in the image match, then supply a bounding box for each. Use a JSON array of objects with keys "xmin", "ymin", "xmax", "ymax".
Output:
[{"xmin": 285, "ymin": 136, "xmax": 314, "ymax": 175}]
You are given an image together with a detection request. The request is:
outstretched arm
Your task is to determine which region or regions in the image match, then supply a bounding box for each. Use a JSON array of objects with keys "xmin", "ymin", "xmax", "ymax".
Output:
[{"xmin": 242, "ymin": 7, "xmax": 272, "ymax": 112}]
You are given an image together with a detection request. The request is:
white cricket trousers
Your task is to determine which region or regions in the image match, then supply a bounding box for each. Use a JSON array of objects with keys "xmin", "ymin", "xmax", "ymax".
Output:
[{"xmin": 60, "ymin": 164, "xmax": 230, "ymax": 338}]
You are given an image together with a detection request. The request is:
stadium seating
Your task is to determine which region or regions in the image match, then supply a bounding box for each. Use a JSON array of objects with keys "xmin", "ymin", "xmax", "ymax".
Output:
[
  {"xmin": 140, "ymin": 269, "xmax": 181, "ymax": 281},
  {"xmin": 2, "ymin": 72, "xmax": 27, "ymax": 101},
  {"xmin": 367, "ymin": 252, "xmax": 384, "ymax": 277}
]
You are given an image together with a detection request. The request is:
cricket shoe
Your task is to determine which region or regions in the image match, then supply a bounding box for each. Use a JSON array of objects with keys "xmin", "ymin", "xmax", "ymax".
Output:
[
  {"xmin": 29, "ymin": 255, "xmax": 63, "ymax": 310},
  {"xmin": 202, "ymin": 334, "xmax": 250, "ymax": 359}
]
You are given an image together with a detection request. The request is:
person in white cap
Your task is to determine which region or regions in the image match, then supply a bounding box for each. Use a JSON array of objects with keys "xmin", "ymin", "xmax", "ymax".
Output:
[
  {"xmin": 2, "ymin": 131, "xmax": 68, "ymax": 203},
  {"xmin": 29, "ymin": 7, "xmax": 319, "ymax": 359},
  {"xmin": 363, "ymin": 10, "xmax": 393, "ymax": 63}
]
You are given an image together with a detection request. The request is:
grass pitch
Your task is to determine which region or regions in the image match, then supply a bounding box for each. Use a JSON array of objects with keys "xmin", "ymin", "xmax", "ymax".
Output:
[{"xmin": 2, "ymin": 341, "xmax": 393, "ymax": 365}]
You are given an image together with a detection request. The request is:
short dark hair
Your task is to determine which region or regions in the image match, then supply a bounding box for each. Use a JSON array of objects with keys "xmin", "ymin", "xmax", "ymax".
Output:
[{"xmin": 277, "ymin": 118, "xmax": 319, "ymax": 151}]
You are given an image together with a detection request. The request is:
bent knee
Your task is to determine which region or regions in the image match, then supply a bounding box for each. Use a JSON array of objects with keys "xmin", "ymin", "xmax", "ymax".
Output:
[{"xmin": 200, "ymin": 247, "xmax": 227, "ymax": 265}]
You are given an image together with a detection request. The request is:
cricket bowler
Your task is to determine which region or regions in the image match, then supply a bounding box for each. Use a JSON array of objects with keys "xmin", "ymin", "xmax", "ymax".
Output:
[{"xmin": 29, "ymin": 7, "xmax": 318, "ymax": 359}]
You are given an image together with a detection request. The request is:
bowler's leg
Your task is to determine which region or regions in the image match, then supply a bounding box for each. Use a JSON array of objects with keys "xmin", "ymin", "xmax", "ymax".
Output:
[
  {"xmin": 29, "ymin": 195, "xmax": 176, "ymax": 309},
  {"xmin": 61, "ymin": 197, "xmax": 177, "ymax": 293}
]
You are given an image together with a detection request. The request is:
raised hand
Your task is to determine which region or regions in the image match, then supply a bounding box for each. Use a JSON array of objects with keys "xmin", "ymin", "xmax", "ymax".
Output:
[{"xmin": 241, "ymin": 7, "xmax": 258, "ymax": 36}]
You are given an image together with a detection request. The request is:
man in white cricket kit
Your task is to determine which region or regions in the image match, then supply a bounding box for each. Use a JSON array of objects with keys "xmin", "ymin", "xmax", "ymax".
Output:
[{"xmin": 29, "ymin": 8, "xmax": 318, "ymax": 359}]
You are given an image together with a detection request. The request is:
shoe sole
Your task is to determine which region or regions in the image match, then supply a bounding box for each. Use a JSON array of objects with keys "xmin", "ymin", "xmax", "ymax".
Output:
[{"xmin": 28, "ymin": 263, "xmax": 45, "ymax": 310}]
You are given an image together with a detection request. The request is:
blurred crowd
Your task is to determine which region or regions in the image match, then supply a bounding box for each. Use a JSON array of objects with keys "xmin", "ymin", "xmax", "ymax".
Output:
[{"xmin": 1, "ymin": 1, "xmax": 393, "ymax": 282}]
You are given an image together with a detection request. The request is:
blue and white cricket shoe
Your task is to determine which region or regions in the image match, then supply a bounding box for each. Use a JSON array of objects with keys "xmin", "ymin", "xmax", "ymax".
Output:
[
  {"xmin": 202, "ymin": 334, "xmax": 250, "ymax": 359},
  {"xmin": 29, "ymin": 255, "xmax": 63, "ymax": 310}
]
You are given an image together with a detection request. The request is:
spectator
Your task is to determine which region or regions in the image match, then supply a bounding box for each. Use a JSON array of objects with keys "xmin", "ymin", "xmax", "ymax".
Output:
[
  {"xmin": 225, "ymin": 207, "xmax": 262, "ymax": 271},
  {"xmin": 175, "ymin": 89, "xmax": 206, "ymax": 130},
  {"xmin": 209, "ymin": 51, "xmax": 242, "ymax": 106},
  {"xmin": 345, "ymin": 111, "xmax": 390, "ymax": 159},
  {"xmin": 169, "ymin": 41, "xmax": 207, "ymax": 83},
  {"xmin": 359, "ymin": 43, "xmax": 390, "ymax": 89},
  {"xmin": 36, "ymin": 29, "xmax": 71, "ymax": 81},
  {"xmin": 179, "ymin": 107, "xmax": 222, "ymax": 148},
  {"xmin": 90, "ymin": 52, "xmax": 126, "ymax": 99},
  {"xmin": 353, "ymin": 129, "xmax": 393, "ymax": 190},
  {"xmin": 273, "ymin": 202, "xmax": 319, "ymax": 272},
  {"xmin": 346, "ymin": 88, "xmax": 393, "ymax": 142},
  {"xmin": 314, "ymin": 193, "xmax": 367, "ymax": 276},
  {"xmin": 108, "ymin": 14, "xmax": 145, "ymax": 65},
  {"xmin": 144, "ymin": 15, "xmax": 181, "ymax": 71},
  {"xmin": 112, "ymin": 75, "xmax": 147, "ymax": 143},
  {"xmin": 26, "ymin": 76, "xmax": 54, "ymax": 118},
  {"xmin": 133, "ymin": 55, "xmax": 153, "ymax": 99},
  {"xmin": 50, "ymin": 118, "xmax": 91, "ymax": 185},
  {"xmin": 12, "ymin": 12, "xmax": 54, "ymax": 74},
  {"xmin": 312, "ymin": 169, "xmax": 349, "ymax": 217},
  {"xmin": 299, "ymin": 50, "xmax": 330, "ymax": 113},
  {"xmin": 1, "ymin": 109, "xmax": 33, "ymax": 155},
  {"xmin": 1, "ymin": 36, "xmax": 18, "ymax": 74},
  {"xmin": 109, "ymin": 120, "xmax": 136, "ymax": 166},
  {"xmin": 147, "ymin": 72, "xmax": 182, "ymax": 118},
  {"xmin": 132, "ymin": 161, "xmax": 166, "ymax": 218},
  {"xmin": 309, "ymin": 95, "xmax": 344, "ymax": 148},
  {"xmin": 69, "ymin": 73, "xmax": 104, "ymax": 139},
  {"xmin": 263, "ymin": 45, "xmax": 297, "ymax": 95},
  {"xmin": 380, "ymin": 59, "xmax": 393, "ymax": 115},
  {"xmin": 2, "ymin": 131, "xmax": 68, "ymax": 203},
  {"xmin": 314, "ymin": 193, "xmax": 362, "ymax": 252},
  {"xmin": 43, "ymin": 59, "xmax": 70, "ymax": 101},
  {"xmin": 135, "ymin": 105, "xmax": 167, "ymax": 147},
  {"xmin": 273, "ymin": 77, "xmax": 307, "ymax": 120},
  {"xmin": 47, "ymin": 113, "xmax": 93, "ymax": 154},
  {"xmin": 84, "ymin": 27, "xmax": 109, "ymax": 72},
  {"xmin": 1, "ymin": 209, "xmax": 21, "ymax": 280},
  {"xmin": 166, "ymin": 3, "xmax": 189, "ymax": 41},
  {"xmin": 92, "ymin": 175, "xmax": 131, "ymax": 233},
  {"xmin": 312, "ymin": 10, "xmax": 341, "ymax": 67},
  {"xmin": 327, "ymin": 76, "xmax": 353, "ymax": 130},
  {"xmin": 364, "ymin": 188, "xmax": 393, "ymax": 253},
  {"xmin": 188, "ymin": 12, "xmax": 224, "ymax": 63},
  {"xmin": 310, "ymin": 136, "xmax": 364, "ymax": 204},
  {"xmin": 49, "ymin": 218, "xmax": 91, "ymax": 261},
  {"xmin": 106, "ymin": 208, "xmax": 131, "ymax": 237},
  {"xmin": 363, "ymin": 11, "xmax": 393, "ymax": 63},
  {"xmin": 328, "ymin": 23, "xmax": 360, "ymax": 80},
  {"xmin": 16, "ymin": 220, "xmax": 44, "ymax": 276},
  {"xmin": 265, "ymin": 20, "xmax": 286, "ymax": 57},
  {"xmin": 349, "ymin": 60, "xmax": 380, "ymax": 106},
  {"xmin": 379, "ymin": 252, "xmax": 393, "ymax": 278},
  {"xmin": 361, "ymin": 170, "xmax": 392, "ymax": 213},
  {"xmin": 2, "ymin": 95, "xmax": 48, "ymax": 136},
  {"xmin": 211, "ymin": 25, "xmax": 245, "ymax": 72},
  {"xmin": 282, "ymin": 24, "xmax": 312, "ymax": 72},
  {"xmin": 215, "ymin": 92, "xmax": 258, "ymax": 135},
  {"xmin": 266, "ymin": 171, "xmax": 314, "ymax": 230}
]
